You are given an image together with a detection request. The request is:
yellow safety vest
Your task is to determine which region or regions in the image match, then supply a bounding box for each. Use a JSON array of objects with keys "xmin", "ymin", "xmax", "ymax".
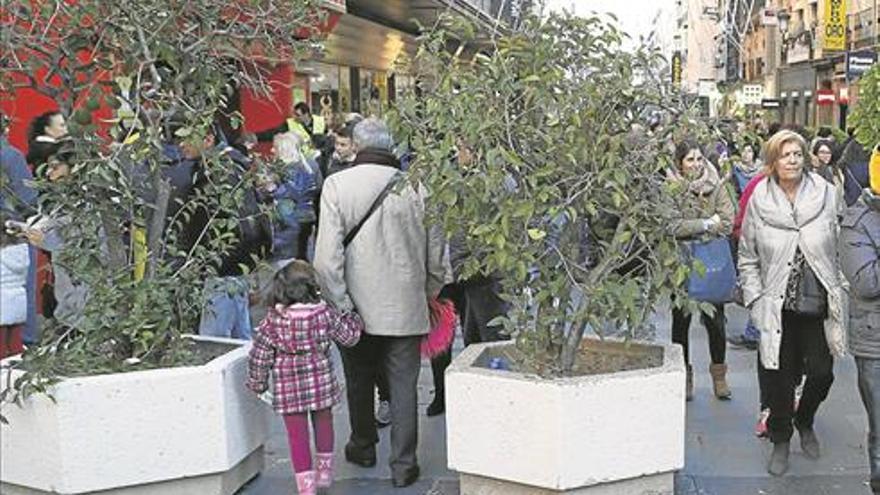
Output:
[{"xmin": 286, "ymin": 118, "xmax": 319, "ymax": 160}]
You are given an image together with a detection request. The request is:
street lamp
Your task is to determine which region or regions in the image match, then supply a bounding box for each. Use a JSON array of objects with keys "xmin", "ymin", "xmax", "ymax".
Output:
[{"xmin": 777, "ymin": 9, "xmax": 790, "ymax": 39}]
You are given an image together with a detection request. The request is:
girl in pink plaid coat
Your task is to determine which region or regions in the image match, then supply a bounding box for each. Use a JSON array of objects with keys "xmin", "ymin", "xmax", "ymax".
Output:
[{"xmin": 247, "ymin": 260, "xmax": 363, "ymax": 495}]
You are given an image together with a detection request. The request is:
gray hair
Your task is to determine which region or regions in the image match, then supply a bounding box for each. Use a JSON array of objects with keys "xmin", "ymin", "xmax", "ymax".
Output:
[
  {"xmin": 352, "ymin": 118, "xmax": 394, "ymax": 151},
  {"xmin": 273, "ymin": 132, "xmax": 304, "ymax": 164}
]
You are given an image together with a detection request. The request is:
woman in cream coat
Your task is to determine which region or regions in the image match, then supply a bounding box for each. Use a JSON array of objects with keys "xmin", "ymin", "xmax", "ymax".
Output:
[{"xmin": 739, "ymin": 130, "xmax": 847, "ymax": 477}]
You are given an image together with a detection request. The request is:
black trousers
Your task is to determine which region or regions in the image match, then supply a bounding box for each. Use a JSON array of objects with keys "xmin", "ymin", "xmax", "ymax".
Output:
[
  {"xmin": 339, "ymin": 334, "xmax": 421, "ymax": 475},
  {"xmin": 671, "ymin": 303, "xmax": 726, "ymax": 365},
  {"xmin": 760, "ymin": 311, "xmax": 834, "ymax": 444}
]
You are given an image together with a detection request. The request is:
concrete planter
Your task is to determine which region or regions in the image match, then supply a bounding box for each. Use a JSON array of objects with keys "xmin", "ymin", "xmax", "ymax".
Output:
[
  {"xmin": 446, "ymin": 339, "xmax": 686, "ymax": 495},
  {"xmin": 0, "ymin": 335, "xmax": 267, "ymax": 495}
]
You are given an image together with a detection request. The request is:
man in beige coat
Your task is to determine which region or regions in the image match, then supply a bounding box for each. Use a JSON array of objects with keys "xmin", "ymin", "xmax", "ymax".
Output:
[{"xmin": 313, "ymin": 118, "xmax": 445, "ymax": 487}]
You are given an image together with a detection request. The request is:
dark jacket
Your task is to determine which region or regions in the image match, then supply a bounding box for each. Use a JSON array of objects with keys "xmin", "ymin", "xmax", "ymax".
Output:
[
  {"xmin": 839, "ymin": 139, "xmax": 871, "ymax": 207},
  {"xmin": 840, "ymin": 189, "xmax": 880, "ymax": 359},
  {"xmin": 1, "ymin": 136, "xmax": 37, "ymax": 221},
  {"xmin": 180, "ymin": 146, "xmax": 271, "ymax": 277},
  {"xmin": 26, "ymin": 135, "xmax": 73, "ymax": 167}
]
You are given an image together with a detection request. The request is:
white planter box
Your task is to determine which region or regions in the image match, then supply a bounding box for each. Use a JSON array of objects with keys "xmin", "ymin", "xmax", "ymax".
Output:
[
  {"xmin": 446, "ymin": 339, "xmax": 686, "ymax": 494},
  {"xmin": 1, "ymin": 336, "xmax": 268, "ymax": 495}
]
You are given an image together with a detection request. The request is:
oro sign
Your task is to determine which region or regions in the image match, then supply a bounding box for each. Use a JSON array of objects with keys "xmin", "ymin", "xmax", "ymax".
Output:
[{"xmin": 823, "ymin": 0, "xmax": 847, "ymax": 51}]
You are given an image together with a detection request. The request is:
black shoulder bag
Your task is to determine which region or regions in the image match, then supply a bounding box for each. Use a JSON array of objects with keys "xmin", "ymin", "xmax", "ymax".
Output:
[{"xmin": 343, "ymin": 174, "xmax": 402, "ymax": 248}]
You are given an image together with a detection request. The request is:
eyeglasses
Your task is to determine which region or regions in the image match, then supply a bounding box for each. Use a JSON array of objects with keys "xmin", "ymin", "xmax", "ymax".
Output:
[{"xmin": 780, "ymin": 150, "xmax": 804, "ymax": 161}]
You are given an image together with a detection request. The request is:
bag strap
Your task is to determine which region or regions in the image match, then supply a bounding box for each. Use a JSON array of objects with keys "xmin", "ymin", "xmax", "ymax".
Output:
[{"xmin": 343, "ymin": 173, "xmax": 402, "ymax": 248}]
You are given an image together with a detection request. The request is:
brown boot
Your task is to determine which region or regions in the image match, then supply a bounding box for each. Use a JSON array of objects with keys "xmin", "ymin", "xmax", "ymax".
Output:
[
  {"xmin": 686, "ymin": 364, "xmax": 694, "ymax": 401},
  {"xmin": 709, "ymin": 363, "xmax": 732, "ymax": 400}
]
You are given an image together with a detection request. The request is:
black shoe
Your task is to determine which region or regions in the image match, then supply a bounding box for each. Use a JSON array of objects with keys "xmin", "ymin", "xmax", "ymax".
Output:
[
  {"xmin": 391, "ymin": 465, "xmax": 420, "ymax": 488},
  {"xmin": 727, "ymin": 334, "xmax": 758, "ymax": 350},
  {"xmin": 767, "ymin": 441, "xmax": 790, "ymax": 476},
  {"xmin": 344, "ymin": 442, "xmax": 376, "ymax": 468},
  {"xmin": 797, "ymin": 426, "xmax": 821, "ymax": 459},
  {"xmin": 426, "ymin": 395, "xmax": 445, "ymax": 417}
]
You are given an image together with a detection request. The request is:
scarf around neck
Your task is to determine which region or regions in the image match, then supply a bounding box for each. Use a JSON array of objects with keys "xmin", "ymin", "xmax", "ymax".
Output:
[
  {"xmin": 668, "ymin": 161, "xmax": 720, "ymax": 196},
  {"xmin": 353, "ymin": 148, "xmax": 400, "ymax": 169}
]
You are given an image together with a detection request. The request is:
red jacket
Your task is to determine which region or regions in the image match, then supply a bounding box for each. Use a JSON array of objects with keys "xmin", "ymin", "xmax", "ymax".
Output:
[
  {"xmin": 733, "ymin": 173, "xmax": 767, "ymax": 240},
  {"xmin": 246, "ymin": 302, "xmax": 362, "ymax": 414}
]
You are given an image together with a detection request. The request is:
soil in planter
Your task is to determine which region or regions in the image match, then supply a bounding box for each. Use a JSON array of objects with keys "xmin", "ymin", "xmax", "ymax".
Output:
[
  {"xmin": 478, "ymin": 340, "xmax": 663, "ymax": 378},
  {"xmin": 11, "ymin": 339, "xmax": 238, "ymax": 378}
]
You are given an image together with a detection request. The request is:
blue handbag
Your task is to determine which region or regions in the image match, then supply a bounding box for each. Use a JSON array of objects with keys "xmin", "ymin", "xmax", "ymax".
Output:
[{"xmin": 685, "ymin": 238, "xmax": 736, "ymax": 304}]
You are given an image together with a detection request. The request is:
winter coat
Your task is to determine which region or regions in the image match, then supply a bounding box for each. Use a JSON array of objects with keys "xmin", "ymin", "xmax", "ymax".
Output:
[
  {"xmin": 840, "ymin": 190, "xmax": 880, "ymax": 359},
  {"xmin": 666, "ymin": 164, "xmax": 736, "ymax": 240},
  {"xmin": 1, "ymin": 137, "xmax": 37, "ymax": 221},
  {"xmin": 839, "ymin": 139, "xmax": 871, "ymax": 207},
  {"xmin": 245, "ymin": 302, "xmax": 363, "ymax": 414},
  {"xmin": 732, "ymin": 173, "xmax": 766, "ymax": 241},
  {"xmin": 179, "ymin": 146, "xmax": 272, "ymax": 277},
  {"xmin": 313, "ymin": 150, "xmax": 446, "ymax": 337},
  {"xmin": 275, "ymin": 159, "xmax": 322, "ymax": 226},
  {"xmin": 731, "ymin": 163, "xmax": 761, "ymax": 198},
  {"xmin": 738, "ymin": 172, "xmax": 847, "ymax": 369},
  {"xmin": 0, "ymin": 243, "xmax": 29, "ymax": 325}
]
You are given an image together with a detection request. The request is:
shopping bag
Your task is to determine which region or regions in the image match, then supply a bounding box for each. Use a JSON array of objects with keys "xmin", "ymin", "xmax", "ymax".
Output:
[{"xmin": 685, "ymin": 238, "xmax": 737, "ymax": 304}]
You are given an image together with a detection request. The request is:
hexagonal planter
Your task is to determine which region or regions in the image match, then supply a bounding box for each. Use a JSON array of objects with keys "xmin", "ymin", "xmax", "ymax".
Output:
[
  {"xmin": 0, "ymin": 335, "xmax": 267, "ymax": 495},
  {"xmin": 446, "ymin": 339, "xmax": 686, "ymax": 495}
]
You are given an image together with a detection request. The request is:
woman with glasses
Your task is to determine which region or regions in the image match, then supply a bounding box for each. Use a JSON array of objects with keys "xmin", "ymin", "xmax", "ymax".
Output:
[{"xmin": 739, "ymin": 130, "xmax": 847, "ymax": 476}]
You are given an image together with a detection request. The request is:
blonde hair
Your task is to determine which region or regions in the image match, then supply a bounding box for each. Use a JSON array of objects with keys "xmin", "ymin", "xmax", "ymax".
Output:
[
  {"xmin": 762, "ymin": 130, "xmax": 808, "ymax": 178},
  {"xmin": 273, "ymin": 132, "xmax": 304, "ymax": 164}
]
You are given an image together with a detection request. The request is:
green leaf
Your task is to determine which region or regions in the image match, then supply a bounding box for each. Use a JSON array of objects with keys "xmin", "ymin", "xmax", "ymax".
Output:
[{"xmin": 527, "ymin": 228, "xmax": 546, "ymax": 241}]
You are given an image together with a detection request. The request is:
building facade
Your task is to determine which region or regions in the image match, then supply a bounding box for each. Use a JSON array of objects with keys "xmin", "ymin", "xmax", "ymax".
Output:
[{"xmin": 738, "ymin": 0, "xmax": 877, "ymax": 129}]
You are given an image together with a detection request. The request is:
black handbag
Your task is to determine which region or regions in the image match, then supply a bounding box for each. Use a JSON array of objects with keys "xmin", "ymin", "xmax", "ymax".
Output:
[{"xmin": 792, "ymin": 262, "xmax": 828, "ymax": 318}]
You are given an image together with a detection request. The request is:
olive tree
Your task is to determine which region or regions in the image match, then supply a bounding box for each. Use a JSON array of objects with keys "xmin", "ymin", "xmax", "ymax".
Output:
[
  {"xmin": 0, "ymin": 0, "xmax": 324, "ymax": 408},
  {"xmin": 852, "ymin": 64, "xmax": 880, "ymax": 149},
  {"xmin": 390, "ymin": 12, "xmax": 711, "ymax": 375}
]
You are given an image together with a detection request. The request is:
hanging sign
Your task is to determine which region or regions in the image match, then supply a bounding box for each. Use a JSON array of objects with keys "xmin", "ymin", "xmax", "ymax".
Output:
[
  {"xmin": 672, "ymin": 51, "xmax": 682, "ymax": 85},
  {"xmin": 823, "ymin": 0, "xmax": 847, "ymax": 51}
]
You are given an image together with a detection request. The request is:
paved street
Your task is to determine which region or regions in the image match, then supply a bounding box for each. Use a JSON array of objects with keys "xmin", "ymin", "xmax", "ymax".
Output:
[{"xmin": 240, "ymin": 303, "xmax": 874, "ymax": 495}]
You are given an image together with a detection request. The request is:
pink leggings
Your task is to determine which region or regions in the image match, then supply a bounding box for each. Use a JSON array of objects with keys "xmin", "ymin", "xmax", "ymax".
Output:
[{"xmin": 283, "ymin": 408, "xmax": 334, "ymax": 472}]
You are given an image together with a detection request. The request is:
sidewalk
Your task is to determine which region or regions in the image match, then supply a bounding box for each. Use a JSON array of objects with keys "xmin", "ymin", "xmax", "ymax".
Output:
[{"xmin": 240, "ymin": 303, "xmax": 874, "ymax": 495}]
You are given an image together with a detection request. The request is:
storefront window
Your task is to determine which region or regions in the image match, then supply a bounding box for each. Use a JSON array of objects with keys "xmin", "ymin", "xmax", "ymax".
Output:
[
  {"xmin": 338, "ymin": 66, "xmax": 352, "ymax": 115},
  {"xmin": 359, "ymin": 70, "xmax": 388, "ymax": 117}
]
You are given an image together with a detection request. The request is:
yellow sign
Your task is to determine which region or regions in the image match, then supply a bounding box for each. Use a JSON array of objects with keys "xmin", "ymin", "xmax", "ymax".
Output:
[
  {"xmin": 823, "ymin": 0, "xmax": 847, "ymax": 51},
  {"xmin": 672, "ymin": 51, "xmax": 682, "ymax": 85}
]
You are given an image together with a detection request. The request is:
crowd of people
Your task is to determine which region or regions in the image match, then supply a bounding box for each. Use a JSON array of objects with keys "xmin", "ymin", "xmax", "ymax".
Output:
[
  {"xmin": 667, "ymin": 119, "xmax": 879, "ymax": 486},
  {"xmin": 2, "ymin": 104, "xmax": 880, "ymax": 493}
]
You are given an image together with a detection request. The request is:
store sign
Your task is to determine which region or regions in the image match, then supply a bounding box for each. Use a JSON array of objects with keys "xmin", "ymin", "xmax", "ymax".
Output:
[
  {"xmin": 847, "ymin": 50, "xmax": 878, "ymax": 79},
  {"xmin": 816, "ymin": 89, "xmax": 836, "ymax": 105},
  {"xmin": 761, "ymin": 98, "xmax": 782, "ymax": 109},
  {"xmin": 823, "ymin": 0, "xmax": 847, "ymax": 51},
  {"xmin": 787, "ymin": 40, "xmax": 812, "ymax": 64},
  {"xmin": 671, "ymin": 51, "xmax": 682, "ymax": 85}
]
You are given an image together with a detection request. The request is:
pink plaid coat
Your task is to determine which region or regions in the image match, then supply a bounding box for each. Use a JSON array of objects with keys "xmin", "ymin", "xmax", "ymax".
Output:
[{"xmin": 246, "ymin": 302, "xmax": 363, "ymax": 414}]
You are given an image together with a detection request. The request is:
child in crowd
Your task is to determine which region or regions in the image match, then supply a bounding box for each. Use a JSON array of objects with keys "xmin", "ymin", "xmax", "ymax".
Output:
[{"xmin": 246, "ymin": 260, "xmax": 363, "ymax": 494}]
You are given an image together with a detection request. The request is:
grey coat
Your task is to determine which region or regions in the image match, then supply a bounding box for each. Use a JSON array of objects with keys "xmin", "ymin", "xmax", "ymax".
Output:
[
  {"xmin": 840, "ymin": 190, "xmax": 880, "ymax": 359},
  {"xmin": 738, "ymin": 172, "xmax": 847, "ymax": 369},
  {"xmin": 313, "ymin": 164, "xmax": 446, "ymax": 337}
]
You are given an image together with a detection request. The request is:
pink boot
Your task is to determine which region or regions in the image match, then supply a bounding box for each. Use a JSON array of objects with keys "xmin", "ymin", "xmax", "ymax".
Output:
[
  {"xmin": 294, "ymin": 470, "xmax": 316, "ymax": 495},
  {"xmin": 315, "ymin": 453, "xmax": 334, "ymax": 488}
]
